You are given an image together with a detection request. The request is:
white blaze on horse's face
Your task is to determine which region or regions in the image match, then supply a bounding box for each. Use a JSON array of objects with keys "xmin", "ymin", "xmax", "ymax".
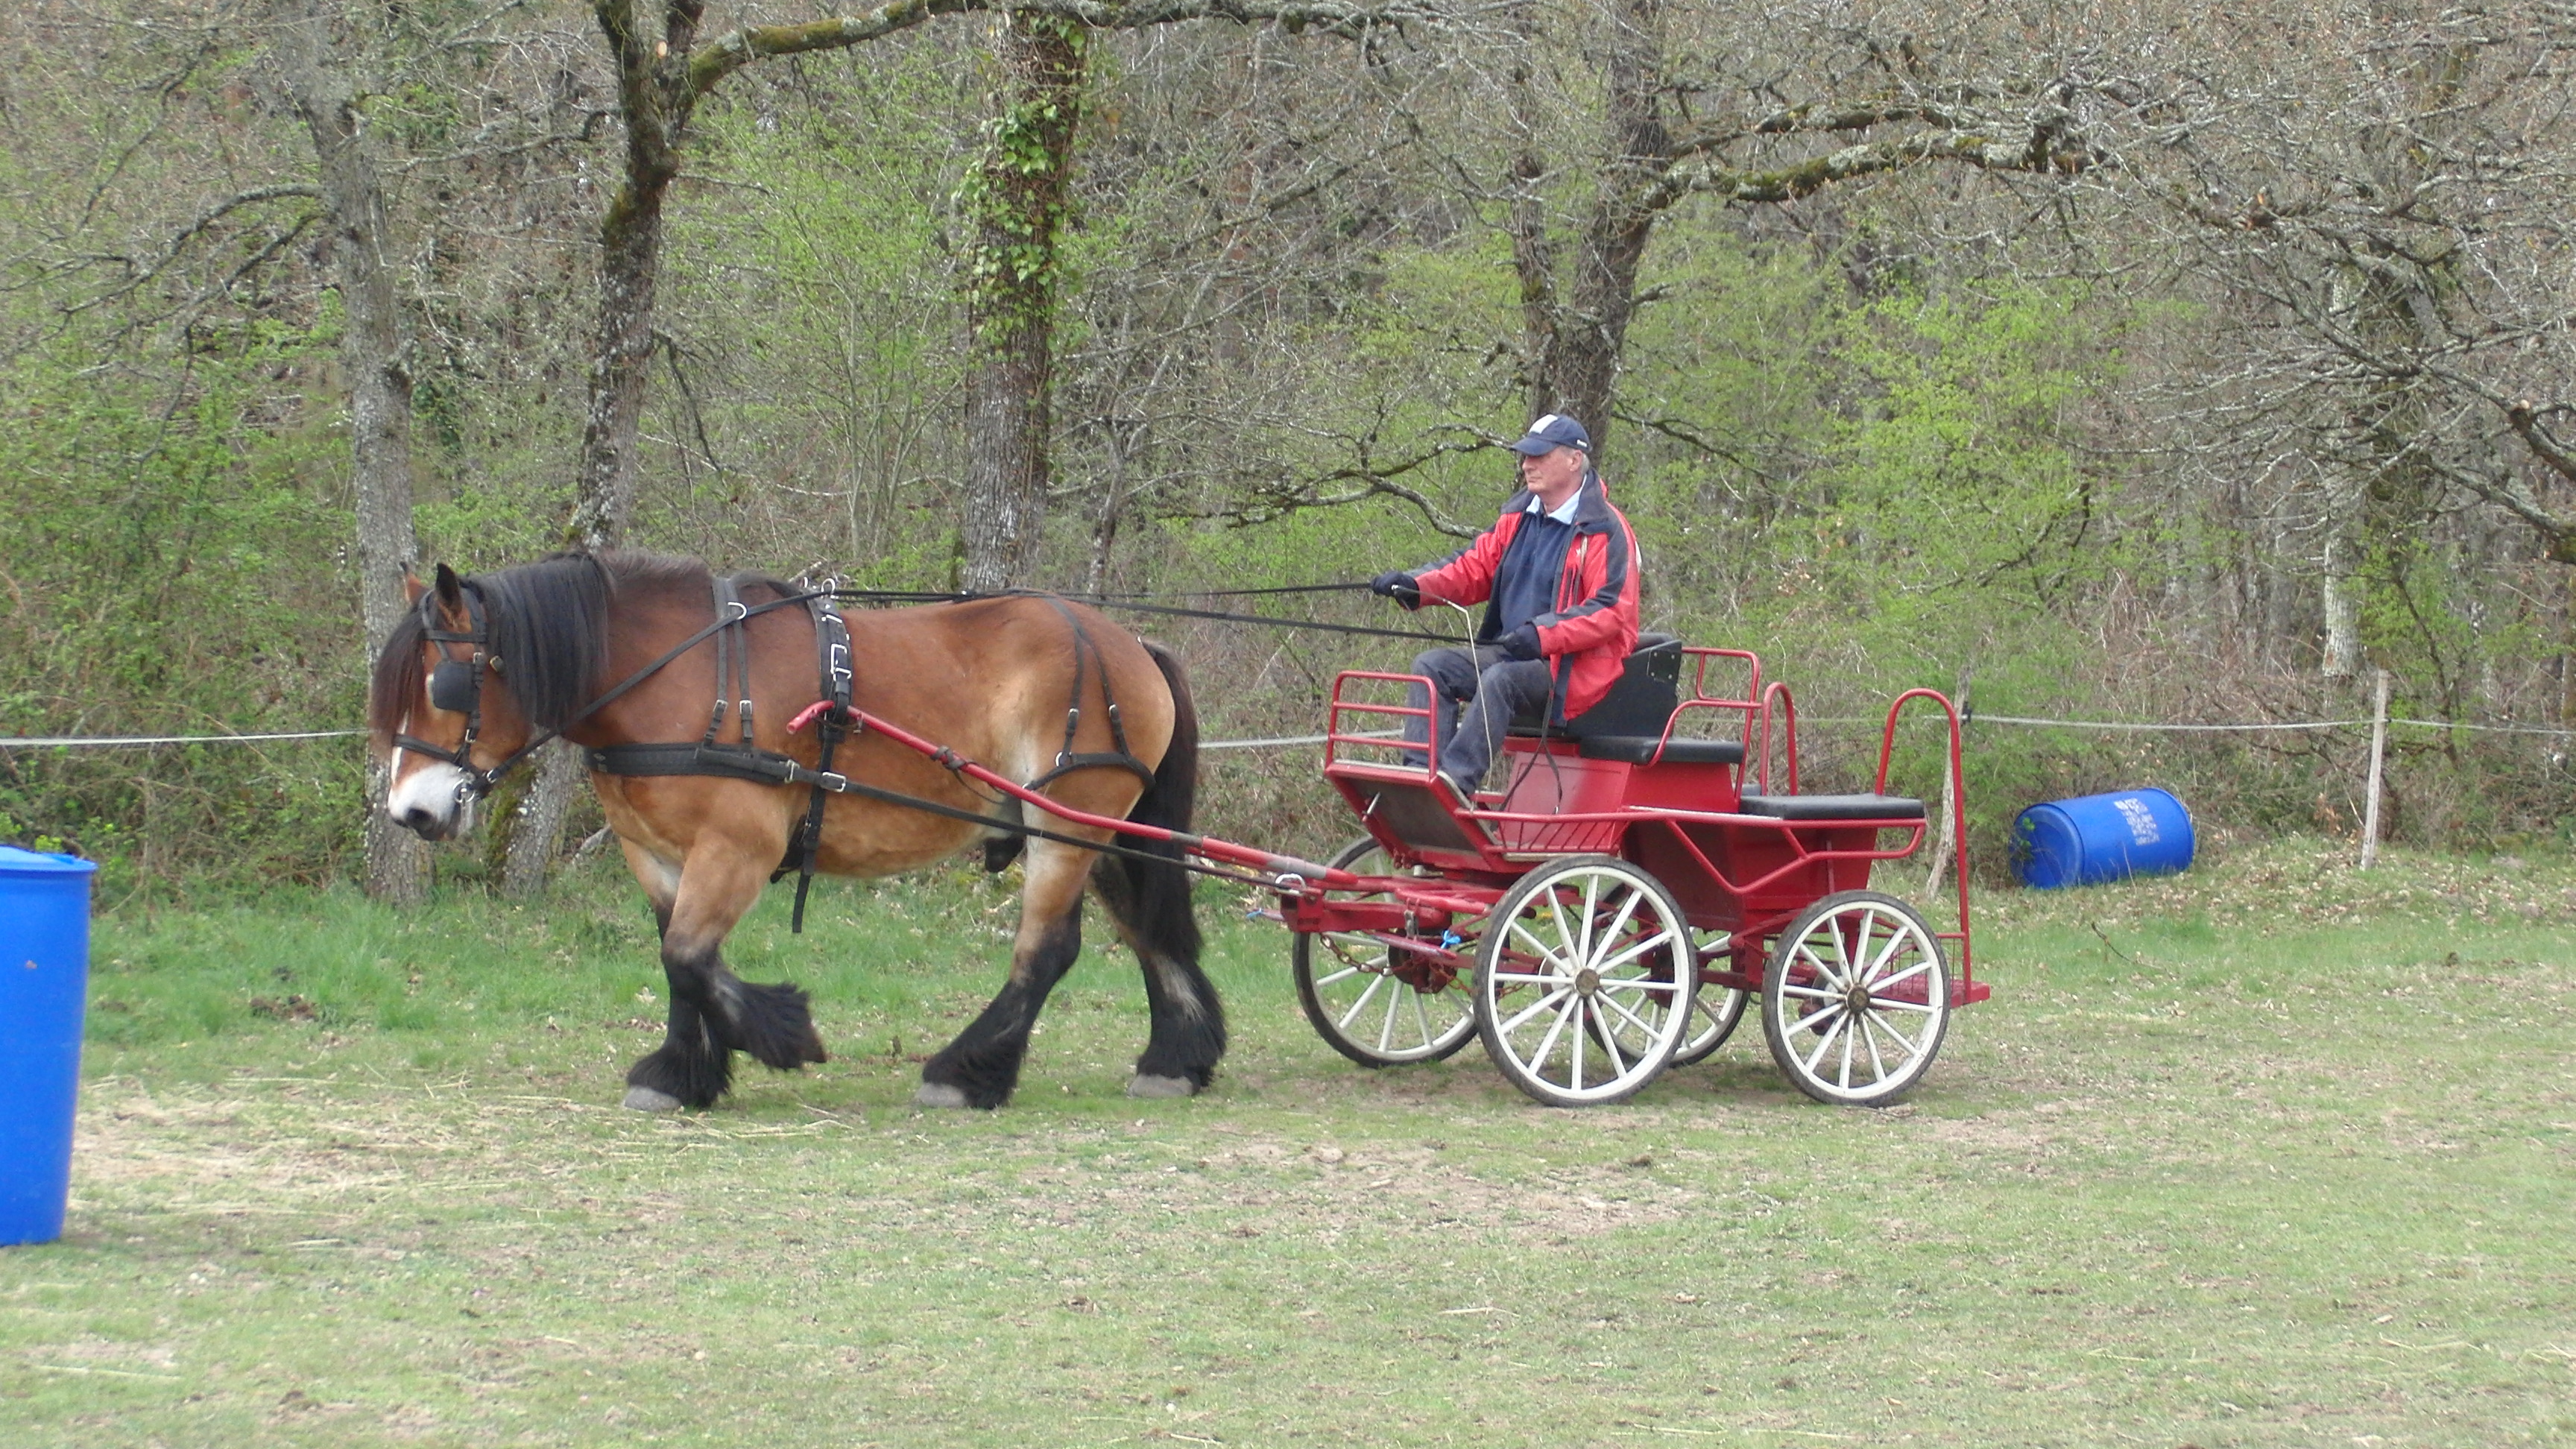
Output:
[{"xmin": 385, "ymin": 669, "xmax": 476, "ymax": 840}]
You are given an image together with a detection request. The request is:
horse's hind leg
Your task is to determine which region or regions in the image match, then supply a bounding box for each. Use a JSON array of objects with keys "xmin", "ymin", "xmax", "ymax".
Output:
[
  {"xmin": 1091, "ymin": 843, "xmax": 1225, "ymax": 1099},
  {"xmin": 917, "ymin": 837, "xmax": 1093, "ymax": 1110},
  {"xmin": 622, "ymin": 833, "xmax": 827, "ymax": 1112}
]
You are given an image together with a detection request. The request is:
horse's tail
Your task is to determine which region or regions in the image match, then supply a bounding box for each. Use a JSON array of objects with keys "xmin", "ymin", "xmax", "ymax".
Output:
[
  {"xmin": 1116, "ymin": 640, "xmax": 1205, "ymax": 970},
  {"xmin": 1095, "ymin": 639, "xmax": 1225, "ymax": 1092}
]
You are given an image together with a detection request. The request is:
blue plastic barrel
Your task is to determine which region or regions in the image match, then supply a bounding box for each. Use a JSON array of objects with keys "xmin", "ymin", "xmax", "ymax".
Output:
[
  {"xmin": 0, "ymin": 845, "xmax": 99, "ymax": 1247},
  {"xmin": 2012, "ymin": 789, "xmax": 2194, "ymax": 890}
]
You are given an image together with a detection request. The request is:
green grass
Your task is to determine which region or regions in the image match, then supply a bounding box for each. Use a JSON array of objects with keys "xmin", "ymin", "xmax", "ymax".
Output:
[{"xmin": 5, "ymin": 839, "xmax": 2574, "ymax": 1446}]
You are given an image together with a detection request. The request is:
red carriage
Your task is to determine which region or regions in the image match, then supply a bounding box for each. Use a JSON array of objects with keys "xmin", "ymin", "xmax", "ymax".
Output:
[
  {"xmin": 1276, "ymin": 637, "xmax": 1983, "ymax": 1107},
  {"xmin": 827, "ymin": 631, "xmax": 1984, "ymax": 1108}
]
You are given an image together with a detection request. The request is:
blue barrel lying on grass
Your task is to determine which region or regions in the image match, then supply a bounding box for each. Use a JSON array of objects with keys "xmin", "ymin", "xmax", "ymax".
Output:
[
  {"xmin": 2012, "ymin": 788, "xmax": 2194, "ymax": 889},
  {"xmin": 0, "ymin": 845, "xmax": 98, "ymax": 1247}
]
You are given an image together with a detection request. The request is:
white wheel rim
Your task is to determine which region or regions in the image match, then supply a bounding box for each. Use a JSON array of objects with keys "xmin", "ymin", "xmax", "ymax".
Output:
[
  {"xmin": 1767, "ymin": 897, "xmax": 1947, "ymax": 1103},
  {"xmin": 1480, "ymin": 862, "xmax": 1694, "ymax": 1104}
]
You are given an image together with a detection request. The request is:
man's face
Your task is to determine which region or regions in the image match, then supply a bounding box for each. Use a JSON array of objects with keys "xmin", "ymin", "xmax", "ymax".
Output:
[{"xmin": 1519, "ymin": 444, "xmax": 1586, "ymax": 501}]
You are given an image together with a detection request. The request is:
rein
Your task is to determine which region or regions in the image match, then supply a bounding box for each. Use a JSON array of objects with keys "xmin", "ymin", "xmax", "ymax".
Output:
[{"xmin": 399, "ymin": 575, "xmax": 1415, "ymax": 894}]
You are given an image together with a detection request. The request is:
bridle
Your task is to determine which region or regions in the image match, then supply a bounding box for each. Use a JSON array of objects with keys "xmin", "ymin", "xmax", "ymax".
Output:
[{"xmin": 392, "ymin": 584, "xmax": 510, "ymax": 804}]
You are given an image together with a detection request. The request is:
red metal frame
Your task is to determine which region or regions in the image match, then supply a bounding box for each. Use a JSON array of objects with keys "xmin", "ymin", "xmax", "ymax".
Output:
[{"xmin": 825, "ymin": 645, "xmax": 1981, "ymax": 1014}]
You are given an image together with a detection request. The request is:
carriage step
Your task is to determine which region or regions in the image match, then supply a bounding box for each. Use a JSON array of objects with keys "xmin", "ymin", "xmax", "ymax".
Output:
[
  {"xmin": 1573, "ymin": 736, "xmax": 1746, "ymax": 765},
  {"xmin": 1737, "ymin": 792, "xmax": 1925, "ymax": 821}
]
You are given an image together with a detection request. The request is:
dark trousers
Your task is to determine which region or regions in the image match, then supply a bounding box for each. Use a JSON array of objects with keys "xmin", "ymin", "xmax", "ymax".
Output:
[{"xmin": 1401, "ymin": 645, "xmax": 1557, "ymax": 791}]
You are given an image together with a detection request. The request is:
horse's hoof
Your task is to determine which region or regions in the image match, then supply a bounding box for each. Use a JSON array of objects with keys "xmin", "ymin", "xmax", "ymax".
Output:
[
  {"xmin": 622, "ymin": 1085, "xmax": 685, "ymax": 1113},
  {"xmin": 1126, "ymin": 1073, "xmax": 1197, "ymax": 1099},
  {"xmin": 914, "ymin": 1082, "xmax": 972, "ymax": 1109}
]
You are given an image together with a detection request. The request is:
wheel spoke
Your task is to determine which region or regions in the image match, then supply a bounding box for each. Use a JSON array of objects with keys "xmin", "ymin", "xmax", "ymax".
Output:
[
  {"xmin": 1334, "ymin": 972, "xmax": 1389, "ymax": 1032},
  {"xmin": 1313, "ymin": 963, "xmax": 1366, "ymax": 988},
  {"xmin": 1547, "ymin": 887, "xmax": 1585, "ymax": 970},
  {"xmin": 1584, "ymin": 885, "xmax": 1647, "ymax": 970},
  {"xmin": 1836, "ymin": 1009, "xmax": 1857, "ymax": 1088},
  {"xmin": 1790, "ymin": 940, "xmax": 1846, "ymax": 993},
  {"xmin": 1597, "ymin": 989, "xmax": 1663, "ymax": 1041},
  {"xmin": 1566, "ymin": 866, "xmax": 1586, "ymax": 959},
  {"xmin": 1529, "ymin": 993, "xmax": 1579, "ymax": 1082},
  {"xmin": 1869, "ymin": 958, "xmax": 1933, "ymax": 994},
  {"xmin": 1858, "ymin": 919, "xmax": 1911, "ymax": 985},
  {"xmin": 1799, "ymin": 1010, "xmax": 1852, "ymax": 1076},
  {"xmin": 1488, "ymin": 967, "xmax": 1568, "ymax": 986},
  {"xmin": 1597, "ymin": 972, "xmax": 1685, "ymax": 999},
  {"xmin": 1591, "ymin": 926, "xmax": 1679, "ymax": 975},
  {"xmin": 1509, "ymin": 919, "xmax": 1573, "ymax": 973},
  {"xmin": 1376, "ymin": 973, "xmax": 1404, "ymax": 1052},
  {"xmin": 1777, "ymin": 981, "xmax": 1841, "ymax": 1002},
  {"xmin": 1861, "ymin": 1003, "xmax": 1926, "ymax": 1056},
  {"xmin": 1409, "ymin": 988, "xmax": 1438, "ymax": 1049},
  {"xmin": 1860, "ymin": 1010, "xmax": 1891, "ymax": 1082},
  {"xmin": 1861, "ymin": 1011, "xmax": 1916, "ymax": 1073},
  {"xmin": 1499, "ymin": 985, "xmax": 1573, "ymax": 1037},
  {"xmin": 1591, "ymin": 1003, "xmax": 1629, "ymax": 1079}
]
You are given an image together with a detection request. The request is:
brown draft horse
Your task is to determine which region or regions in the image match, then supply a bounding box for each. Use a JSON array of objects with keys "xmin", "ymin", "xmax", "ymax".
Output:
[{"xmin": 367, "ymin": 550, "xmax": 1222, "ymax": 1111}]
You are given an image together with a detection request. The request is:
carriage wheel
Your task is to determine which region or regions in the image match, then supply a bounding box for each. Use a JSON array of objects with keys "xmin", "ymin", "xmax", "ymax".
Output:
[
  {"xmin": 1474, "ymin": 856, "xmax": 1699, "ymax": 1107},
  {"xmin": 1292, "ymin": 836, "xmax": 1480, "ymax": 1067},
  {"xmin": 1761, "ymin": 891, "xmax": 1951, "ymax": 1106},
  {"xmin": 1668, "ymin": 930, "xmax": 1748, "ymax": 1068}
]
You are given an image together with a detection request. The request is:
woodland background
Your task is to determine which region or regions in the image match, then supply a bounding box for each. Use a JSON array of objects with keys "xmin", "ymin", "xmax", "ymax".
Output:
[{"xmin": 3, "ymin": 0, "xmax": 2574, "ymax": 898}]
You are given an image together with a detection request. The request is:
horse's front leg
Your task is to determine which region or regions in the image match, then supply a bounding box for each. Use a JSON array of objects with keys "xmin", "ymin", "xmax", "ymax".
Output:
[
  {"xmin": 917, "ymin": 836, "xmax": 1096, "ymax": 1110},
  {"xmin": 621, "ymin": 830, "xmax": 827, "ymax": 1112}
]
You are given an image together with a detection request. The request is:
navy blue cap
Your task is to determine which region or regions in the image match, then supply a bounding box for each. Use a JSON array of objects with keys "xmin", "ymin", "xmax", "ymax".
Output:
[{"xmin": 1506, "ymin": 413, "xmax": 1592, "ymax": 455}]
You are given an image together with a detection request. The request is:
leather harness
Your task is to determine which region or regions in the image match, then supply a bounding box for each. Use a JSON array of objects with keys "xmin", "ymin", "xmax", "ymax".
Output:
[{"xmin": 582, "ymin": 578, "xmax": 1153, "ymax": 932}]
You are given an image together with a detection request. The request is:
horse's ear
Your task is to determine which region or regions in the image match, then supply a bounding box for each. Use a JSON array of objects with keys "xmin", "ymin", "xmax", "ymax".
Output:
[
  {"xmin": 431, "ymin": 564, "xmax": 470, "ymax": 627},
  {"xmin": 402, "ymin": 572, "xmax": 426, "ymax": 604}
]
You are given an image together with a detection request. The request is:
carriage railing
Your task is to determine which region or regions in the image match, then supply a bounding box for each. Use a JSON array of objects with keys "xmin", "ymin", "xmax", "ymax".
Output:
[
  {"xmin": 1684, "ymin": 647, "xmax": 1762, "ymax": 707},
  {"xmin": 1323, "ymin": 671, "xmax": 1444, "ymax": 772},
  {"xmin": 1756, "ymin": 681, "xmax": 1802, "ymax": 795},
  {"xmin": 1875, "ymin": 687, "xmax": 1978, "ymax": 993}
]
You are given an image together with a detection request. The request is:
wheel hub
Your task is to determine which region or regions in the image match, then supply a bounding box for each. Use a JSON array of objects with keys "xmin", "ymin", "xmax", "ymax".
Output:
[
  {"xmin": 1575, "ymin": 967, "xmax": 1601, "ymax": 997},
  {"xmin": 1845, "ymin": 981, "xmax": 1875, "ymax": 1014}
]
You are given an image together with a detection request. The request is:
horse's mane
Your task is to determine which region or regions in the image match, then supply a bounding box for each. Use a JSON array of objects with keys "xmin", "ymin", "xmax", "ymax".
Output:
[{"xmin": 369, "ymin": 550, "xmax": 720, "ymax": 746}]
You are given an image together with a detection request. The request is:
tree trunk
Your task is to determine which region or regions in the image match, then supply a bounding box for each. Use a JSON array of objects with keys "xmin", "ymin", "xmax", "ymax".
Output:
[
  {"xmin": 1550, "ymin": 0, "xmax": 1667, "ymax": 452},
  {"xmin": 272, "ymin": 0, "xmax": 428, "ymax": 906},
  {"xmin": 957, "ymin": 13, "xmax": 1086, "ymax": 593},
  {"xmin": 505, "ymin": 0, "xmax": 704, "ymax": 898},
  {"xmin": 1505, "ymin": 0, "xmax": 1669, "ymax": 466}
]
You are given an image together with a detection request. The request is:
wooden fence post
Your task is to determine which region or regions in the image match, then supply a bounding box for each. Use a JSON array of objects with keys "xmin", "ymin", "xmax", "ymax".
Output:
[{"xmin": 2360, "ymin": 668, "xmax": 2390, "ymax": 869}]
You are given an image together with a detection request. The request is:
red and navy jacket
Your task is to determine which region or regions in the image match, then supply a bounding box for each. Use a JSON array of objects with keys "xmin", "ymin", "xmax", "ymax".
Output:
[{"xmin": 1408, "ymin": 472, "xmax": 1642, "ymax": 721}]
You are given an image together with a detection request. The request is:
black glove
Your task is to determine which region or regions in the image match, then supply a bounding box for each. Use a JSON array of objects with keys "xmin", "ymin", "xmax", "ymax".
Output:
[
  {"xmin": 1368, "ymin": 570, "xmax": 1420, "ymax": 606},
  {"xmin": 1498, "ymin": 623, "xmax": 1543, "ymax": 661}
]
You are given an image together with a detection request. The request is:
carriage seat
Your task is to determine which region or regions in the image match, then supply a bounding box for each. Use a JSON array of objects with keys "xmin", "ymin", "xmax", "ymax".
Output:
[
  {"xmin": 1504, "ymin": 633, "xmax": 1682, "ymax": 739},
  {"xmin": 1573, "ymin": 736, "xmax": 1746, "ymax": 766},
  {"xmin": 1737, "ymin": 793, "xmax": 1925, "ymax": 821}
]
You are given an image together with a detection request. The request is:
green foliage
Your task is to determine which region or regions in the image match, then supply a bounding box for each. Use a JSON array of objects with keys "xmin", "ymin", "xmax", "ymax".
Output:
[{"xmin": 0, "ymin": 326, "xmax": 365, "ymax": 891}]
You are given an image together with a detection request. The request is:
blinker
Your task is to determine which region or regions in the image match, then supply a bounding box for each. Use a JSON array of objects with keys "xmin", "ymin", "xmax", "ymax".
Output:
[{"xmin": 431, "ymin": 657, "xmax": 479, "ymax": 714}]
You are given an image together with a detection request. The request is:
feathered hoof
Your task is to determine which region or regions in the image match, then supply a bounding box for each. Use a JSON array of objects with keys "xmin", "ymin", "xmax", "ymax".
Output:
[
  {"xmin": 1126, "ymin": 1073, "xmax": 1198, "ymax": 1099},
  {"xmin": 914, "ymin": 1082, "xmax": 973, "ymax": 1109},
  {"xmin": 622, "ymin": 1085, "xmax": 685, "ymax": 1113}
]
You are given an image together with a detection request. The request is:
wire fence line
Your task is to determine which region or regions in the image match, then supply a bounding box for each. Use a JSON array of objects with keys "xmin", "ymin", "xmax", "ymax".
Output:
[{"xmin": 3, "ymin": 713, "xmax": 2571, "ymax": 753}]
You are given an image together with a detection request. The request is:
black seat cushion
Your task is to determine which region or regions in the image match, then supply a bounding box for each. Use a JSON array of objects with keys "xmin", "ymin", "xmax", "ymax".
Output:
[
  {"xmin": 1737, "ymin": 792, "xmax": 1925, "ymax": 821},
  {"xmin": 1504, "ymin": 633, "xmax": 1683, "ymax": 739},
  {"xmin": 1574, "ymin": 736, "xmax": 1746, "ymax": 766}
]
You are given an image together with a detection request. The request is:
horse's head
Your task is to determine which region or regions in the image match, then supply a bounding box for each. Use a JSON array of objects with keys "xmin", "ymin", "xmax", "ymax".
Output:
[{"xmin": 370, "ymin": 564, "xmax": 537, "ymax": 840}]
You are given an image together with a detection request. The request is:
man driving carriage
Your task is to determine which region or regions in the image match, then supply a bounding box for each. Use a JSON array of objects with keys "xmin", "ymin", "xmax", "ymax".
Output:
[{"xmin": 1368, "ymin": 413, "xmax": 1643, "ymax": 799}]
